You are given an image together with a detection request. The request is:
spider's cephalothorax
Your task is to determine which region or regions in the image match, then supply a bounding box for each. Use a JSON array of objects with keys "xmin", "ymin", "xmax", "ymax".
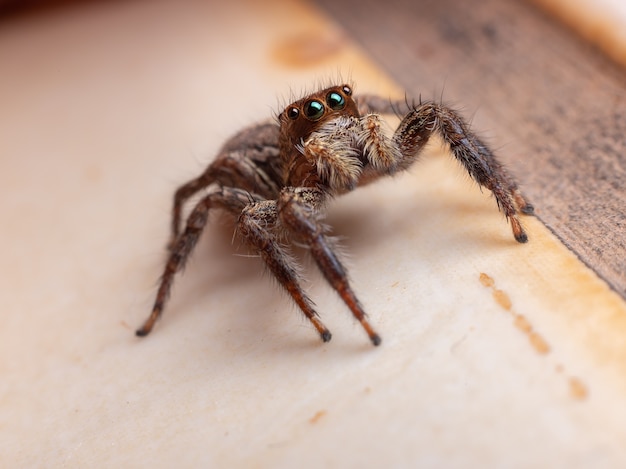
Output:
[{"xmin": 136, "ymin": 84, "xmax": 534, "ymax": 346}]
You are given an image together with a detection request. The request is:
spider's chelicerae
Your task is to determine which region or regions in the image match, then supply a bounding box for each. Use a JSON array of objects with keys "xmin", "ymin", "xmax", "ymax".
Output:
[{"xmin": 136, "ymin": 83, "xmax": 533, "ymax": 346}]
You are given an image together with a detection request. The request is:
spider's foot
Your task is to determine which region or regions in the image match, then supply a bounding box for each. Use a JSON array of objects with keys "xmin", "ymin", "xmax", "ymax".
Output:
[
  {"xmin": 135, "ymin": 327, "xmax": 150, "ymax": 337},
  {"xmin": 515, "ymin": 232, "xmax": 528, "ymax": 244},
  {"xmin": 135, "ymin": 310, "xmax": 160, "ymax": 337},
  {"xmin": 310, "ymin": 315, "xmax": 332, "ymax": 343},
  {"xmin": 521, "ymin": 203, "xmax": 535, "ymax": 216},
  {"xmin": 370, "ymin": 333, "xmax": 382, "ymax": 347},
  {"xmin": 135, "ymin": 319, "xmax": 156, "ymax": 337},
  {"xmin": 513, "ymin": 191, "xmax": 534, "ymax": 217},
  {"xmin": 511, "ymin": 218, "xmax": 529, "ymax": 244},
  {"xmin": 360, "ymin": 319, "xmax": 382, "ymax": 346}
]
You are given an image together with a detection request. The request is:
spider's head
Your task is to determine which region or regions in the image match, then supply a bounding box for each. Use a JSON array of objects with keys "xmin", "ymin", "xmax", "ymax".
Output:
[{"xmin": 278, "ymin": 84, "xmax": 359, "ymax": 147}]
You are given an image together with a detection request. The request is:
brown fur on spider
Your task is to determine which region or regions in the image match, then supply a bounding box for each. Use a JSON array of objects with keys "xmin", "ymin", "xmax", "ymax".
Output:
[{"xmin": 136, "ymin": 83, "xmax": 534, "ymax": 346}]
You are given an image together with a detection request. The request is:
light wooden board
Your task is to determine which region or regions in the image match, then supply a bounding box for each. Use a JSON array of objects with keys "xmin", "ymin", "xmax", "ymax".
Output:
[{"xmin": 1, "ymin": 0, "xmax": 626, "ymax": 467}]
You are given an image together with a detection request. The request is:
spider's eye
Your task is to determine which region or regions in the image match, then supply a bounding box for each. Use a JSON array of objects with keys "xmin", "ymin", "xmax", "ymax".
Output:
[
  {"xmin": 303, "ymin": 100, "xmax": 325, "ymax": 121},
  {"xmin": 342, "ymin": 85, "xmax": 352, "ymax": 96},
  {"xmin": 287, "ymin": 107, "xmax": 299, "ymax": 120},
  {"xmin": 326, "ymin": 91, "xmax": 345, "ymax": 110}
]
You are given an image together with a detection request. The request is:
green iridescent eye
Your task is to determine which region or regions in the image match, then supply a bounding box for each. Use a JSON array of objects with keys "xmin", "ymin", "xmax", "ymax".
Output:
[
  {"xmin": 304, "ymin": 100, "xmax": 325, "ymax": 120},
  {"xmin": 326, "ymin": 91, "xmax": 345, "ymax": 110}
]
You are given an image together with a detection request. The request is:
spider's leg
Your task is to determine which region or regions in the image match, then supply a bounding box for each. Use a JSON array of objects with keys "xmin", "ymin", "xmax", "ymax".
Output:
[
  {"xmin": 237, "ymin": 200, "xmax": 332, "ymax": 342},
  {"xmin": 278, "ymin": 187, "xmax": 382, "ymax": 346},
  {"xmin": 393, "ymin": 102, "xmax": 533, "ymax": 243},
  {"xmin": 169, "ymin": 121, "xmax": 281, "ymax": 249},
  {"xmin": 136, "ymin": 187, "xmax": 254, "ymax": 337},
  {"xmin": 170, "ymin": 173, "xmax": 215, "ymax": 249}
]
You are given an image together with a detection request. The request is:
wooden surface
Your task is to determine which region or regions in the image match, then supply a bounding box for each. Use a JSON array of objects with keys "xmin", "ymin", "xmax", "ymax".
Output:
[
  {"xmin": 2, "ymin": 0, "xmax": 626, "ymax": 467},
  {"xmin": 315, "ymin": 0, "xmax": 626, "ymax": 298},
  {"xmin": 530, "ymin": 0, "xmax": 626, "ymax": 68}
]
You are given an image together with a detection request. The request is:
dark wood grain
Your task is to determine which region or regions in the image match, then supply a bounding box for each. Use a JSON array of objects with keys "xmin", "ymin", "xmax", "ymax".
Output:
[{"xmin": 315, "ymin": 0, "xmax": 626, "ymax": 297}]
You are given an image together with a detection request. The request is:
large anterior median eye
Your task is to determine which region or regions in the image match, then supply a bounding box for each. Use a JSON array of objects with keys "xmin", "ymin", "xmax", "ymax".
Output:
[
  {"xmin": 326, "ymin": 91, "xmax": 345, "ymax": 110},
  {"xmin": 304, "ymin": 100, "xmax": 324, "ymax": 121}
]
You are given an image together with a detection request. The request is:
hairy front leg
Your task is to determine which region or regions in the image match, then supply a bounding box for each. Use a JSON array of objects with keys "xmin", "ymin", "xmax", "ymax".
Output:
[
  {"xmin": 394, "ymin": 102, "xmax": 534, "ymax": 243},
  {"xmin": 356, "ymin": 94, "xmax": 534, "ymax": 241},
  {"xmin": 278, "ymin": 187, "xmax": 382, "ymax": 346}
]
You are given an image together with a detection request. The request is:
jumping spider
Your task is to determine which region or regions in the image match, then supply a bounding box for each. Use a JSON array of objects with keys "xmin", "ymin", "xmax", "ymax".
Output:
[{"xmin": 136, "ymin": 84, "xmax": 533, "ymax": 346}]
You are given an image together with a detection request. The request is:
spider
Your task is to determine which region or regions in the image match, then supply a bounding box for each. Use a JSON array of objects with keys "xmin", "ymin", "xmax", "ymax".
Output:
[{"xmin": 136, "ymin": 83, "xmax": 533, "ymax": 346}]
